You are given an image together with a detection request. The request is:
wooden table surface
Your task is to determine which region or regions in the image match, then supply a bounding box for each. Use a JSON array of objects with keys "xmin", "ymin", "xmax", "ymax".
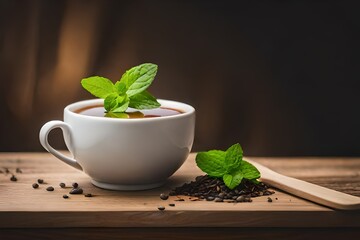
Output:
[{"xmin": 0, "ymin": 153, "xmax": 359, "ymax": 239}]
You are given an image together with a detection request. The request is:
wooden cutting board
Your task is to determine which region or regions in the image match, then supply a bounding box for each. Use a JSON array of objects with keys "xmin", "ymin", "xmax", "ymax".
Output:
[{"xmin": 0, "ymin": 153, "xmax": 359, "ymax": 228}]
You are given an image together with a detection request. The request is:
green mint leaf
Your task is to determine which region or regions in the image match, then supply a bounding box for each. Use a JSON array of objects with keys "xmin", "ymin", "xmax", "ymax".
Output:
[
  {"xmin": 195, "ymin": 150, "xmax": 226, "ymax": 177},
  {"xmin": 81, "ymin": 63, "xmax": 160, "ymax": 113},
  {"xmin": 81, "ymin": 76, "xmax": 116, "ymax": 98},
  {"xmin": 115, "ymin": 94, "xmax": 127, "ymax": 105},
  {"xmin": 120, "ymin": 63, "xmax": 158, "ymax": 97},
  {"xmin": 105, "ymin": 93, "xmax": 129, "ymax": 113},
  {"xmin": 225, "ymin": 143, "xmax": 243, "ymax": 172},
  {"xmin": 115, "ymin": 81, "xmax": 127, "ymax": 94},
  {"xmin": 195, "ymin": 143, "xmax": 261, "ymax": 189},
  {"xmin": 105, "ymin": 112, "xmax": 129, "ymax": 118},
  {"xmin": 240, "ymin": 160, "xmax": 261, "ymax": 180},
  {"xmin": 104, "ymin": 93, "xmax": 119, "ymax": 112},
  {"xmin": 129, "ymin": 91, "xmax": 161, "ymax": 110},
  {"xmin": 250, "ymin": 179, "xmax": 261, "ymax": 185},
  {"xmin": 223, "ymin": 172, "xmax": 243, "ymax": 189},
  {"xmin": 222, "ymin": 174, "xmax": 233, "ymax": 188},
  {"xmin": 111, "ymin": 98, "xmax": 129, "ymax": 113}
]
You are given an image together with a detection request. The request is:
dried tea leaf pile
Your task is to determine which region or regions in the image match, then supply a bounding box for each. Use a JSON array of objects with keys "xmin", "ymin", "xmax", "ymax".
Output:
[{"xmin": 169, "ymin": 175, "xmax": 274, "ymax": 202}]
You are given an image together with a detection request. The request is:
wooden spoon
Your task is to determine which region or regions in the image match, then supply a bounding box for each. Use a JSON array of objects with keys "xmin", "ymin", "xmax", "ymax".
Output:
[{"xmin": 246, "ymin": 158, "xmax": 360, "ymax": 210}]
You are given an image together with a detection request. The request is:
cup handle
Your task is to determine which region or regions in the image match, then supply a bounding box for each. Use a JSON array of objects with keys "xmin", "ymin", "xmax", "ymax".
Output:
[{"xmin": 39, "ymin": 120, "xmax": 83, "ymax": 171}]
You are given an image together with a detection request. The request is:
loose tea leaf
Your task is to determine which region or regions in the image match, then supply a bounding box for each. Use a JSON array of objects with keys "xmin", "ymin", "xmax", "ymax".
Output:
[
  {"xmin": 157, "ymin": 206, "xmax": 165, "ymax": 211},
  {"xmin": 159, "ymin": 193, "xmax": 169, "ymax": 200},
  {"xmin": 70, "ymin": 188, "xmax": 83, "ymax": 194},
  {"xmin": 170, "ymin": 175, "xmax": 273, "ymax": 202}
]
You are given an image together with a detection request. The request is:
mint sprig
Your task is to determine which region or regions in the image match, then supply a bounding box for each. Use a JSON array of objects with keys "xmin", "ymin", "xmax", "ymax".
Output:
[
  {"xmin": 81, "ymin": 63, "xmax": 160, "ymax": 114},
  {"xmin": 195, "ymin": 143, "xmax": 260, "ymax": 189}
]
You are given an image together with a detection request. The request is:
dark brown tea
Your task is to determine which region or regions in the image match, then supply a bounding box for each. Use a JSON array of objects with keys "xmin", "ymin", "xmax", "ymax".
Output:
[{"xmin": 75, "ymin": 105, "xmax": 183, "ymax": 118}]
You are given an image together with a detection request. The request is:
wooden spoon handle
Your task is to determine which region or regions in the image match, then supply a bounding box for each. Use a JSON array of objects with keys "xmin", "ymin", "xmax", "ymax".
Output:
[
  {"xmin": 246, "ymin": 159, "xmax": 360, "ymax": 210},
  {"xmin": 261, "ymin": 171, "xmax": 360, "ymax": 210}
]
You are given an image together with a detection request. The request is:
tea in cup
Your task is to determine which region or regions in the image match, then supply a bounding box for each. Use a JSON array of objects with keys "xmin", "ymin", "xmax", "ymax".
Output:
[{"xmin": 39, "ymin": 99, "xmax": 195, "ymax": 190}]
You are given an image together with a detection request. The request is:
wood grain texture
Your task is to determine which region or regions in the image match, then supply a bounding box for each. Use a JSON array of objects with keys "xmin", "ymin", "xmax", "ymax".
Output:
[
  {"xmin": 0, "ymin": 153, "xmax": 359, "ymax": 228},
  {"xmin": 248, "ymin": 159, "xmax": 360, "ymax": 210}
]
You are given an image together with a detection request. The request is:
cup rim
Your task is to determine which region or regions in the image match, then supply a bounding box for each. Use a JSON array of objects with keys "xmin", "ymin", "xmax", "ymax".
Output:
[{"xmin": 64, "ymin": 99, "xmax": 195, "ymax": 122}]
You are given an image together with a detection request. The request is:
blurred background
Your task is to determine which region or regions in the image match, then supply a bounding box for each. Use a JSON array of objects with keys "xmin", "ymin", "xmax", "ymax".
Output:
[{"xmin": 0, "ymin": 0, "xmax": 359, "ymax": 156}]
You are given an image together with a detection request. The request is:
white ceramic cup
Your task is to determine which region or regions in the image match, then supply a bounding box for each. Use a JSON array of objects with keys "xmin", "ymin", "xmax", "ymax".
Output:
[{"xmin": 39, "ymin": 99, "xmax": 195, "ymax": 190}]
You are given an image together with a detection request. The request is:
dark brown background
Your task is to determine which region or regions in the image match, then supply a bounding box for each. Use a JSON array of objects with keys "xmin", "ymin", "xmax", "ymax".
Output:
[{"xmin": 0, "ymin": 0, "xmax": 359, "ymax": 156}]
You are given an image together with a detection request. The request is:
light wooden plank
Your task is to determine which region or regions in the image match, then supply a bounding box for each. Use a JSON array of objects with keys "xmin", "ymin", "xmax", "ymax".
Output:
[{"xmin": 0, "ymin": 153, "xmax": 359, "ymax": 227}]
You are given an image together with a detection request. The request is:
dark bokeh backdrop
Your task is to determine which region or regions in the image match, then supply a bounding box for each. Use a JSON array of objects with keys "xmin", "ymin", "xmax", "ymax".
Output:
[{"xmin": 0, "ymin": 0, "xmax": 359, "ymax": 156}]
